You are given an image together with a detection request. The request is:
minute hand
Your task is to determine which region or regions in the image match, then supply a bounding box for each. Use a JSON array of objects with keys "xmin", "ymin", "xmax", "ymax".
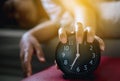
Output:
[
  {"xmin": 70, "ymin": 53, "xmax": 80, "ymax": 70},
  {"xmin": 70, "ymin": 43, "xmax": 80, "ymax": 70}
]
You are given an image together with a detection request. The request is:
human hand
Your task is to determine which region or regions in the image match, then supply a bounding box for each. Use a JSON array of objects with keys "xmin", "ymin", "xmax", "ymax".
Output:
[
  {"xmin": 56, "ymin": 21, "xmax": 105, "ymax": 70},
  {"xmin": 58, "ymin": 22, "xmax": 105, "ymax": 51},
  {"xmin": 20, "ymin": 33, "xmax": 45, "ymax": 77}
]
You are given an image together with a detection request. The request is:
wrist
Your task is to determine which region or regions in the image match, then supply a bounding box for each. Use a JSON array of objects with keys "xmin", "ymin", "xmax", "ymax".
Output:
[{"xmin": 22, "ymin": 32, "xmax": 34, "ymax": 41}]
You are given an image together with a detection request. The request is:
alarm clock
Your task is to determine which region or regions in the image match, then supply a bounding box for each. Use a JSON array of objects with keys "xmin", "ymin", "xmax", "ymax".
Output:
[{"xmin": 55, "ymin": 31, "xmax": 101, "ymax": 79}]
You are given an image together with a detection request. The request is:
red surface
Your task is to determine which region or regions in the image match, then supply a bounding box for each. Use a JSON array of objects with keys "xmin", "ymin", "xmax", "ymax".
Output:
[{"xmin": 22, "ymin": 56, "xmax": 120, "ymax": 81}]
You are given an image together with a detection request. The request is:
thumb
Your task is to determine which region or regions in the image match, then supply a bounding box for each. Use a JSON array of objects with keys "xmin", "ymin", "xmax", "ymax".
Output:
[{"xmin": 95, "ymin": 36, "xmax": 105, "ymax": 51}]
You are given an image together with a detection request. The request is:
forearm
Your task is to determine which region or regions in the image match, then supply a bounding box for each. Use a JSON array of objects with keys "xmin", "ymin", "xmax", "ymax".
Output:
[
  {"xmin": 74, "ymin": 4, "xmax": 96, "ymax": 31},
  {"xmin": 28, "ymin": 20, "xmax": 59, "ymax": 43},
  {"xmin": 34, "ymin": 0, "xmax": 49, "ymax": 20}
]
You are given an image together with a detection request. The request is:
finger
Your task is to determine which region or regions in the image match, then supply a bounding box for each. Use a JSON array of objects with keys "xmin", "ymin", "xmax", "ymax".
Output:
[
  {"xmin": 34, "ymin": 43, "xmax": 45, "ymax": 62},
  {"xmin": 58, "ymin": 27, "xmax": 67, "ymax": 44},
  {"xmin": 75, "ymin": 22, "xmax": 84, "ymax": 44},
  {"xmin": 20, "ymin": 48, "xmax": 26, "ymax": 76},
  {"xmin": 95, "ymin": 36, "xmax": 105, "ymax": 51},
  {"xmin": 26, "ymin": 62, "xmax": 32, "ymax": 77},
  {"xmin": 85, "ymin": 27, "xmax": 95, "ymax": 43},
  {"xmin": 54, "ymin": 60, "xmax": 59, "ymax": 69},
  {"xmin": 55, "ymin": 64, "xmax": 60, "ymax": 70},
  {"xmin": 23, "ymin": 47, "xmax": 33, "ymax": 77},
  {"xmin": 30, "ymin": 36, "xmax": 46, "ymax": 62},
  {"xmin": 20, "ymin": 47, "xmax": 30, "ymax": 77}
]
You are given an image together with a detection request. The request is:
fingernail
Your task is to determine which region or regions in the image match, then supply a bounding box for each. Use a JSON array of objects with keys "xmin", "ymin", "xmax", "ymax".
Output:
[
  {"xmin": 40, "ymin": 57, "xmax": 45, "ymax": 62},
  {"xmin": 27, "ymin": 72, "xmax": 31, "ymax": 77},
  {"xmin": 62, "ymin": 37, "xmax": 67, "ymax": 44},
  {"xmin": 54, "ymin": 60, "xmax": 56, "ymax": 64},
  {"xmin": 55, "ymin": 64, "xmax": 59, "ymax": 70},
  {"xmin": 56, "ymin": 65, "xmax": 59, "ymax": 69},
  {"xmin": 88, "ymin": 36, "xmax": 94, "ymax": 43},
  {"xmin": 101, "ymin": 46, "xmax": 105, "ymax": 51}
]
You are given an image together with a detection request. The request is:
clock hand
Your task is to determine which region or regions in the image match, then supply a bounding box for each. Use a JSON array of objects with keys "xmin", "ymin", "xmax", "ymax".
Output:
[
  {"xmin": 70, "ymin": 43, "xmax": 80, "ymax": 70},
  {"xmin": 70, "ymin": 53, "xmax": 80, "ymax": 70}
]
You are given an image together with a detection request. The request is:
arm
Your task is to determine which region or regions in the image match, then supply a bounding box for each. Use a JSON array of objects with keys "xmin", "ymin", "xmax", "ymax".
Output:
[
  {"xmin": 28, "ymin": 20, "xmax": 59, "ymax": 43},
  {"xmin": 73, "ymin": 2, "xmax": 96, "ymax": 43},
  {"xmin": 20, "ymin": 20, "xmax": 59, "ymax": 77},
  {"xmin": 74, "ymin": 1, "xmax": 104, "ymax": 51},
  {"xmin": 57, "ymin": 0, "xmax": 96, "ymax": 43},
  {"xmin": 74, "ymin": 4, "xmax": 96, "ymax": 30},
  {"xmin": 58, "ymin": 0, "xmax": 104, "ymax": 51}
]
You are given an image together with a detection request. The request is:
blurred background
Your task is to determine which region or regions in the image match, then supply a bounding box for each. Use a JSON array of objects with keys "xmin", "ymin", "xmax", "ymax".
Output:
[
  {"xmin": 0, "ymin": 0, "xmax": 52, "ymax": 81},
  {"xmin": 0, "ymin": 0, "xmax": 120, "ymax": 81}
]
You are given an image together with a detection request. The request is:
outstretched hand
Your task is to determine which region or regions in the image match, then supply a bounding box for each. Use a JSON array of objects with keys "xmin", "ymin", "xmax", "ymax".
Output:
[
  {"xmin": 20, "ymin": 33, "xmax": 45, "ymax": 77},
  {"xmin": 56, "ymin": 21, "xmax": 105, "ymax": 69},
  {"xmin": 58, "ymin": 22, "xmax": 105, "ymax": 51}
]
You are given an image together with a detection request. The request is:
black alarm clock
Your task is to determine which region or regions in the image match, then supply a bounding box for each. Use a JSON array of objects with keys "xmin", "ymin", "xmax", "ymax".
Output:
[{"xmin": 55, "ymin": 31, "xmax": 101, "ymax": 79}]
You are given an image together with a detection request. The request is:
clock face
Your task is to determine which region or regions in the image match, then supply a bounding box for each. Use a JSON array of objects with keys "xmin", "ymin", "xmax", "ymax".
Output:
[{"xmin": 55, "ymin": 35, "xmax": 100, "ymax": 76}]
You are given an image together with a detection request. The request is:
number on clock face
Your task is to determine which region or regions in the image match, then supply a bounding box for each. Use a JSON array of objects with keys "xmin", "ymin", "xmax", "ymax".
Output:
[
  {"xmin": 64, "ymin": 45, "xmax": 69, "ymax": 51},
  {"xmin": 92, "ymin": 53, "xmax": 96, "ymax": 58},
  {"xmin": 63, "ymin": 60, "xmax": 68, "ymax": 65},
  {"xmin": 89, "ymin": 60, "xmax": 93, "ymax": 65},
  {"xmin": 61, "ymin": 44, "xmax": 97, "ymax": 72},
  {"xmin": 76, "ymin": 67, "xmax": 80, "ymax": 72},
  {"xmin": 90, "ymin": 45, "xmax": 93, "ymax": 51},
  {"xmin": 84, "ymin": 65, "xmax": 88, "ymax": 70},
  {"xmin": 62, "ymin": 52, "xmax": 65, "ymax": 58},
  {"xmin": 69, "ymin": 40, "xmax": 73, "ymax": 45}
]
